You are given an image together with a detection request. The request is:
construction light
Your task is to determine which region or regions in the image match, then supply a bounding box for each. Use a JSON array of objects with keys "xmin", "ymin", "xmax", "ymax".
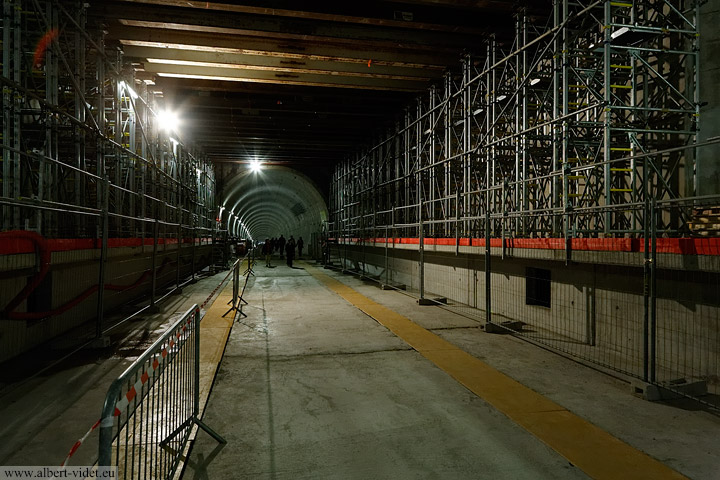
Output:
[
  {"xmin": 157, "ymin": 109, "xmax": 179, "ymax": 132},
  {"xmin": 496, "ymin": 95, "xmax": 507, "ymax": 101},
  {"xmin": 529, "ymin": 78, "xmax": 541, "ymax": 86},
  {"xmin": 249, "ymin": 159, "xmax": 262, "ymax": 173}
]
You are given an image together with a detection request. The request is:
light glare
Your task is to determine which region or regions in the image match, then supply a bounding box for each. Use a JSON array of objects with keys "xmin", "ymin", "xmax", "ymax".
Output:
[
  {"xmin": 249, "ymin": 159, "xmax": 262, "ymax": 173},
  {"xmin": 119, "ymin": 81, "xmax": 139, "ymax": 99},
  {"xmin": 157, "ymin": 109, "xmax": 179, "ymax": 132}
]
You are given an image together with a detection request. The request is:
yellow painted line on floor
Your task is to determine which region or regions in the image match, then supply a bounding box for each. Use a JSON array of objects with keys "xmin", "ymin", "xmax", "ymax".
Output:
[
  {"xmin": 197, "ymin": 263, "xmax": 244, "ymax": 413},
  {"xmin": 306, "ymin": 265, "xmax": 686, "ymax": 480},
  {"xmin": 173, "ymin": 263, "xmax": 244, "ymax": 480}
]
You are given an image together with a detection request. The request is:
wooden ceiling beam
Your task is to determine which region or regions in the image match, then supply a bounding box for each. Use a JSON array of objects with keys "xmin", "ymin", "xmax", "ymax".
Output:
[
  {"xmin": 98, "ymin": 1, "xmax": 488, "ymax": 49},
  {"xmin": 122, "ymin": 45, "xmax": 435, "ymax": 81},
  {"xmin": 145, "ymin": 63, "xmax": 428, "ymax": 91},
  {"xmin": 111, "ymin": 0, "xmax": 492, "ymax": 34},
  {"xmin": 110, "ymin": 24, "xmax": 453, "ymax": 68}
]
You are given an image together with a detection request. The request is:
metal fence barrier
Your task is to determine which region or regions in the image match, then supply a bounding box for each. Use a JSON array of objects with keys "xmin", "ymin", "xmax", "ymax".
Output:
[
  {"xmin": 223, "ymin": 250, "xmax": 254, "ymax": 319},
  {"xmin": 99, "ymin": 304, "xmax": 225, "ymax": 479},
  {"xmin": 323, "ymin": 193, "xmax": 720, "ymax": 412}
]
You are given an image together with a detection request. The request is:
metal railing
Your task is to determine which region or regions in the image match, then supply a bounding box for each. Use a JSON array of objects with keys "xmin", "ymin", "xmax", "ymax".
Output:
[
  {"xmin": 223, "ymin": 250, "xmax": 255, "ymax": 319},
  {"xmin": 99, "ymin": 304, "xmax": 225, "ymax": 479}
]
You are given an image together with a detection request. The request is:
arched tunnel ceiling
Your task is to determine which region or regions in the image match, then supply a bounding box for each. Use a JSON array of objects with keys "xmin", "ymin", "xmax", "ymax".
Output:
[
  {"xmin": 222, "ymin": 167, "xmax": 328, "ymax": 241},
  {"xmin": 93, "ymin": 0, "xmax": 551, "ymax": 189}
]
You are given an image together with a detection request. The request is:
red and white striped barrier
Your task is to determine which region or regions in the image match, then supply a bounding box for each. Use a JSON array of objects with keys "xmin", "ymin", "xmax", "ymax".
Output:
[
  {"xmin": 199, "ymin": 256, "xmax": 244, "ymax": 310},
  {"xmin": 61, "ymin": 259, "xmax": 238, "ymax": 467},
  {"xmin": 61, "ymin": 315, "xmax": 194, "ymax": 467}
]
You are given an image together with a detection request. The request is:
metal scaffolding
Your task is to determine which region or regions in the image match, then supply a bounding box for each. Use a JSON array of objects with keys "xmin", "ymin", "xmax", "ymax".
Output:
[
  {"xmin": 0, "ymin": 0, "xmax": 220, "ymax": 362},
  {"xmin": 1, "ymin": 0, "xmax": 216, "ymax": 240},
  {"xmin": 327, "ymin": 0, "xmax": 719, "ymax": 410},
  {"xmin": 330, "ymin": 0, "xmax": 701, "ymax": 242}
]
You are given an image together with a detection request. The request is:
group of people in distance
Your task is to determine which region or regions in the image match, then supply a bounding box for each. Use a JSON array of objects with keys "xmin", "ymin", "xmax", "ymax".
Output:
[{"xmin": 261, "ymin": 234, "xmax": 304, "ymax": 268}]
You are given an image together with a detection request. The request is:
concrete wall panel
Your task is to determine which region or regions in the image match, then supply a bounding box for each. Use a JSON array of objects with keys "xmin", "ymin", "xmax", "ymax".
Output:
[
  {"xmin": 0, "ymin": 244, "xmax": 212, "ymax": 363},
  {"xmin": 336, "ymin": 245, "xmax": 719, "ymax": 387}
]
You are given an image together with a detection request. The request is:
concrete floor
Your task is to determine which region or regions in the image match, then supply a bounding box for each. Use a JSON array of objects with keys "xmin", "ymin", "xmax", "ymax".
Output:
[
  {"xmin": 183, "ymin": 260, "xmax": 720, "ymax": 480},
  {"xmin": 1, "ymin": 260, "xmax": 716, "ymax": 478}
]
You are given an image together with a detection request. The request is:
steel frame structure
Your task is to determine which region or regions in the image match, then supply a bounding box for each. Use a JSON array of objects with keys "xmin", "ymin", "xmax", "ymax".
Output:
[
  {"xmin": 330, "ymin": 0, "xmax": 700, "ymax": 242},
  {"xmin": 326, "ymin": 1, "xmax": 718, "ymax": 408},
  {"xmin": 1, "ymin": 0, "xmax": 216, "ymax": 240},
  {"xmin": 1, "ymin": 0, "xmax": 220, "ymax": 354}
]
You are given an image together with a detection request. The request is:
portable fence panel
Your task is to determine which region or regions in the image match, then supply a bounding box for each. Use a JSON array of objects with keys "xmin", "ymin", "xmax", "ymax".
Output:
[
  {"xmin": 99, "ymin": 305, "xmax": 199, "ymax": 479},
  {"xmin": 651, "ymin": 200, "xmax": 720, "ymax": 406}
]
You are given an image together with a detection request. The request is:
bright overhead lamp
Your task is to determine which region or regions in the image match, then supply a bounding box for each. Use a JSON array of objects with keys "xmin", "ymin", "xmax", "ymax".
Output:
[
  {"xmin": 249, "ymin": 159, "xmax": 263, "ymax": 173},
  {"xmin": 529, "ymin": 78, "xmax": 541, "ymax": 86},
  {"xmin": 157, "ymin": 109, "xmax": 179, "ymax": 132},
  {"xmin": 496, "ymin": 95, "xmax": 507, "ymax": 101}
]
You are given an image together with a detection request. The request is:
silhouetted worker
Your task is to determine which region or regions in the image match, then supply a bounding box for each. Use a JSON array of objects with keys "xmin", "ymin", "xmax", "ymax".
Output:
[
  {"xmin": 285, "ymin": 236, "xmax": 296, "ymax": 267},
  {"xmin": 277, "ymin": 234, "xmax": 286, "ymax": 259},
  {"xmin": 262, "ymin": 238, "xmax": 272, "ymax": 267},
  {"xmin": 321, "ymin": 239, "xmax": 329, "ymax": 264},
  {"xmin": 297, "ymin": 236, "xmax": 304, "ymax": 259}
]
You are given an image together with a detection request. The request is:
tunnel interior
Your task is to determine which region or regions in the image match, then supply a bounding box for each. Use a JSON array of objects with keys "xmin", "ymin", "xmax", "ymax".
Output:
[
  {"xmin": 0, "ymin": 0, "xmax": 718, "ymax": 427},
  {"xmin": 220, "ymin": 166, "xmax": 328, "ymax": 246},
  {"xmin": 1, "ymin": 2, "xmax": 720, "ymax": 477}
]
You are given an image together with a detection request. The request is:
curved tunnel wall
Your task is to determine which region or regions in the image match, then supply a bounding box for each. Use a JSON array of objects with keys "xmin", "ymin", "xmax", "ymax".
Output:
[{"xmin": 220, "ymin": 167, "xmax": 328, "ymax": 254}]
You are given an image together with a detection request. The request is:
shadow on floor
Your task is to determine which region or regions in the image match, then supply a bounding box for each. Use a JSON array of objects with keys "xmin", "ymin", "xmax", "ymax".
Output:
[{"xmin": 181, "ymin": 433, "xmax": 227, "ymax": 480}]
